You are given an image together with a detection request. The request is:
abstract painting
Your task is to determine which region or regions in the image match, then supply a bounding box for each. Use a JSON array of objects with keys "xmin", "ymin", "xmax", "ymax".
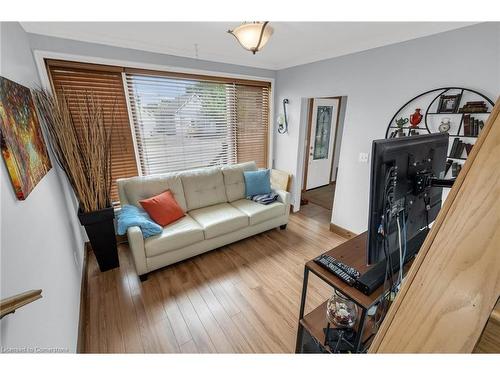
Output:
[{"xmin": 0, "ymin": 76, "xmax": 51, "ymax": 200}]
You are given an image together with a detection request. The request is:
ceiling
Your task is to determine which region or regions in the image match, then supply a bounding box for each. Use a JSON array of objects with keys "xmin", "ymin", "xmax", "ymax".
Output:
[{"xmin": 21, "ymin": 22, "xmax": 475, "ymax": 70}]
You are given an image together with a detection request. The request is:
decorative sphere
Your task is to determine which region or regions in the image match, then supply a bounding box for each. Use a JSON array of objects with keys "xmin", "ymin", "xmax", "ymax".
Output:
[{"xmin": 326, "ymin": 290, "xmax": 358, "ymax": 329}]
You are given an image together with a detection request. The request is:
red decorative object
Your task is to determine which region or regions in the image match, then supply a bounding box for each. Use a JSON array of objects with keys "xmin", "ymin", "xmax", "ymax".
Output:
[{"xmin": 410, "ymin": 108, "xmax": 423, "ymax": 128}]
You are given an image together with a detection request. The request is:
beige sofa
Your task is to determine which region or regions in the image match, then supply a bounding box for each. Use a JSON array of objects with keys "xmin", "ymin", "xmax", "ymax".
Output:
[{"xmin": 117, "ymin": 162, "xmax": 290, "ymax": 280}]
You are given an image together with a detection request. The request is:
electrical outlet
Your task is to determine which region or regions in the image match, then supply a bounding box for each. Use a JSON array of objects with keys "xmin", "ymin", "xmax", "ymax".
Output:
[{"xmin": 358, "ymin": 152, "xmax": 369, "ymax": 163}]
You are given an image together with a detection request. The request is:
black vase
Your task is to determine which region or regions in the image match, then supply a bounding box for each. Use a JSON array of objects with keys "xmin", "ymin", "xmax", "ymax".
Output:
[{"xmin": 78, "ymin": 206, "xmax": 119, "ymax": 272}]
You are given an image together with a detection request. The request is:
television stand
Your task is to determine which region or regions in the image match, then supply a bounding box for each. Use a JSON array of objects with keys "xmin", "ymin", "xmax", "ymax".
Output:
[{"xmin": 295, "ymin": 232, "xmax": 415, "ymax": 354}]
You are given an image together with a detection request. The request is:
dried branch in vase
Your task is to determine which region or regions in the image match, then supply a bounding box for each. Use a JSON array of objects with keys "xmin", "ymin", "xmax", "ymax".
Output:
[{"xmin": 33, "ymin": 88, "xmax": 114, "ymax": 213}]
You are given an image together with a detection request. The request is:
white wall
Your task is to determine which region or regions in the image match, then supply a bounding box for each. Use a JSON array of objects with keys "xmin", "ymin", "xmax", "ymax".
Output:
[
  {"xmin": 0, "ymin": 22, "xmax": 84, "ymax": 353},
  {"xmin": 275, "ymin": 23, "xmax": 500, "ymax": 233}
]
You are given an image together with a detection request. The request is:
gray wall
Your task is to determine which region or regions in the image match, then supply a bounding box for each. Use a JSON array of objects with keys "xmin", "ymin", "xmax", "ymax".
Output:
[
  {"xmin": 0, "ymin": 22, "xmax": 84, "ymax": 352},
  {"xmin": 274, "ymin": 22, "xmax": 500, "ymax": 233},
  {"xmin": 28, "ymin": 33, "xmax": 276, "ymax": 80}
]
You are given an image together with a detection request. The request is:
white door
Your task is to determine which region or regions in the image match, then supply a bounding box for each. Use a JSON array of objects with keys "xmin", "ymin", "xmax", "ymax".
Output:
[{"xmin": 306, "ymin": 98, "xmax": 338, "ymax": 190}]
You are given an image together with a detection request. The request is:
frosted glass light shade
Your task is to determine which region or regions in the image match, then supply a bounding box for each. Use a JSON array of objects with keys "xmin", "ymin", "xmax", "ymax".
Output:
[{"xmin": 228, "ymin": 22, "xmax": 273, "ymax": 54}]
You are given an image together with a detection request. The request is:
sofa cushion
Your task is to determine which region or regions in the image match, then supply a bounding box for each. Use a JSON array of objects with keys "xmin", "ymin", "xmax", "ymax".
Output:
[
  {"xmin": 243, "ymin": 169, "xmax": 271, "ymax": 197},
  {"xmin": 139, "ymin": 190, "xmax": 185, "ymax": 227},
  {"xmin": 230, "ymin": 199, "xmax": 286, "ymax": 226},
  {"xmin": 181, "ymin": 167, "xmax": 228, "ymax": 211},
  {"xmin": 221, "ymin": 161, "xmax": 257, "ymax": 202},
  {"xmin": 118, "ymin": 172, "xmax": 187, "ymax": 212},
  {"xmin": 144, "ymin": 215, "xmax": 204, "ymax": 257},
  {"xmin": 189, "ymin": 203, "xmax": 248, "ymax": 239}
]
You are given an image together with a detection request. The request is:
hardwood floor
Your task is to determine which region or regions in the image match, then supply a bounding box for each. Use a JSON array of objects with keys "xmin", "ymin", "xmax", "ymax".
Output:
[
  {"xmin": 83, "ymin": 203, "xmax": 346, "ymax": 353},
  {"xmin": 302, "ymin": 183, "xmax": 335, "ymax": 210}
]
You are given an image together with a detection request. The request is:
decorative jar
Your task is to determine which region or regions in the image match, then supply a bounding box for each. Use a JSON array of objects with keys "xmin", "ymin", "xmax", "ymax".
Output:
[{"xmin": 326, "ymin": 290, "xmax": 358, "ymax": 329}]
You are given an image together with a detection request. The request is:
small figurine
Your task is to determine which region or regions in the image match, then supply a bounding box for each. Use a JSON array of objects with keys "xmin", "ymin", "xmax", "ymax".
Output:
[
  {"xmin": 395, "ymin": 117, "xmax": 409, "ymax": 128},
  {"xmin": 395, "ymin": 117, "xmax": 409, "ymax": 137},
  {"xmin": 410, "ymin": 108, "xmax": 423, "ymax": 128}
]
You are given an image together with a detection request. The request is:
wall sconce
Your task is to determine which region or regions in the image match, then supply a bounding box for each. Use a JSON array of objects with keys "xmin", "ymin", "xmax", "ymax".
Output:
[{"xmin": 278, "ymin": 98, "xmax": 289, "ymax": 134}]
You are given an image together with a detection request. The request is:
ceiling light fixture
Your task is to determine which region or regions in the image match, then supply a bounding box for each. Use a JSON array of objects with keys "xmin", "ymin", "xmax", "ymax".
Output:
[{"xmin": 227, "ymin": 22, "xmax": 273, "ymax": 54}]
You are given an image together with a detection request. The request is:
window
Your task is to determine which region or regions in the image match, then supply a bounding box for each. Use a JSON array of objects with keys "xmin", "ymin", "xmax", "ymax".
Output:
[
  {"xmin": 313, "ymin": 106, "xmax": 333, "ymax": 160},
  {"xmin": 46, "ymin": 60, "xmax": 138, "ymax": 203},
  {"xmin": 125, "ymin": 71, "xmax": 270, "ymax": 175},
  {"xmin": 46, "ymin": 60, "xmax": 271, "ymax": 203}
]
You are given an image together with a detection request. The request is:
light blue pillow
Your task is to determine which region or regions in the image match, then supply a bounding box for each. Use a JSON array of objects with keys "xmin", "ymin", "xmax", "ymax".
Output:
[
  {"xmin": 244, "ymin": 169, "xmax": 271, "ymax": 197},
  {"xmin": 117, "ymin": 204, "xmax": 162, "ymax": 238}
]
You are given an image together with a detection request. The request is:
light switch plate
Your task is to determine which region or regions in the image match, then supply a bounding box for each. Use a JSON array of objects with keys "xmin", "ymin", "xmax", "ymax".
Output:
[{"xmin": 358, "ymin": 152, "xmax": 369, "ymax": 163}]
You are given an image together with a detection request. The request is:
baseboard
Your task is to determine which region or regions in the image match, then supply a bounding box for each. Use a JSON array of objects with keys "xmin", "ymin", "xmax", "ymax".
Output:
[
  {"xmin": 76, "ymin": 243, "xmax": 90, "ymax": 353},
  {"xmin": 329, "ymin": 223, "xmax": 357, "ymax": 239}
]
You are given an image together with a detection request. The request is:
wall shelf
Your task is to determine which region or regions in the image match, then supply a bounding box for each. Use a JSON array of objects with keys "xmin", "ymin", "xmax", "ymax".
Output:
[
  {"xmin": 427, "ymin": 112, "xmax": 491, "ymax": 115},
  {"xmin": 388, "ymin": 126, "xmax": 426, "ymax": 130},
  {"xmin": 386, "ymin": 87, "xmax": 494, "ymax": 178}
]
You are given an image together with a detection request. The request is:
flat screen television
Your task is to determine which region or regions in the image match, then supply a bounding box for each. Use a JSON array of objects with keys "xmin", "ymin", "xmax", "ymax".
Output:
[{"xmin": 366, "ymin": 133, "xmax": 449, "ymax": 266}]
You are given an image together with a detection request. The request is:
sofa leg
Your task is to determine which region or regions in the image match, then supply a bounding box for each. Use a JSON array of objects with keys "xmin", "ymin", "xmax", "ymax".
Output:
[
  {"xmin": 139, "ymin": 274, "xmax": 148, "ymax": 282},
  {"xmin": 280, "ymin": 224, "xmax": 287, "ymax": 230}
]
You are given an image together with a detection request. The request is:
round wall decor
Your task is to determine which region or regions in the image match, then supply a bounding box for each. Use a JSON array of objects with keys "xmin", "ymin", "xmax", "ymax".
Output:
[{"xmin": 386, "ymin": 87, "xmax": 494, "ymax": 179}]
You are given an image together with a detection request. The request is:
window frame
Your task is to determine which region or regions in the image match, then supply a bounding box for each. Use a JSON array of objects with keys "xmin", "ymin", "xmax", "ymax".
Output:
[
  {"xmin": 34, "ymin": 51, "xmax": 275, "ymax": 180},
  {"xmin": 123, "ymin": 69, "xmax": 271, "ymax": 176}
]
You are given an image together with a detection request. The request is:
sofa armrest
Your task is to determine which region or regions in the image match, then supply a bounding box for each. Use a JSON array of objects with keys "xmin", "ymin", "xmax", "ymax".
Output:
[
  {"xmin": 127, "ymin": 226, "xmax": 148, "ymax": 276},
  {"xmin": 273, "ymin": 188, "xmax": 291, "ymax": 207}
]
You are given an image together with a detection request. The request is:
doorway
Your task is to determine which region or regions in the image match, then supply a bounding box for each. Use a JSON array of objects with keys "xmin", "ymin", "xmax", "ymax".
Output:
[{"xmin": 300, "ymin": 96, "xmax": 345, "ymax": 221}]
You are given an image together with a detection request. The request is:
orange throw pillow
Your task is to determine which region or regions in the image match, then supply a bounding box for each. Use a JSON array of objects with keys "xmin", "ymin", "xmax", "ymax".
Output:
[{"xmin": 139, "ymin": 190, "xmax": 185, "ymax": 227}]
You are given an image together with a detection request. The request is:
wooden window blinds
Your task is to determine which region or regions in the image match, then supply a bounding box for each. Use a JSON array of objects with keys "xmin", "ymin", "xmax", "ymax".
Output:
[{"xmin": 46, "ymin": 59, "xmax": 138, "ymax": 204}]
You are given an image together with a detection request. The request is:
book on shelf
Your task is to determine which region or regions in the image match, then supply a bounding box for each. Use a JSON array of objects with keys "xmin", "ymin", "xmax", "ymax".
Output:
[
  {"xmin": 459, "ymin": 101, "xmax": 488, "ymax": 113},
  {"xmin": 474, "ymin": 118, "xmax": 480, "ymax": 136},
  {"xmin": 451, "ymin": 162, "xmax": 462, "ymax": 178},
  {"xmin": 479, "ymin": 120, "xmax": 485, "ymax": 133},
  {"xmin": 450, "ymin": 138, "xmax": 460, "ymax": 158},
  {"xmin": 463, "ymin": 114, "xmax": 471, "ymax": 136},
  {"xmin": 445, "ymin": 159, "xmax": 453, "ymax": 175},
  {"xmin": 452, "ymin": 162, "xmax": 458, "ymax": 177},
  {"xmin": 450, "ymin": 139, "xmax": 473, "ymax": 159},
  {"xmin": 465, "ymin": 143, "xmax": 473, "ymax": 156},
  {"xmin": 457, "ymin": 141, "xmax": 466, "ymax": 158}
]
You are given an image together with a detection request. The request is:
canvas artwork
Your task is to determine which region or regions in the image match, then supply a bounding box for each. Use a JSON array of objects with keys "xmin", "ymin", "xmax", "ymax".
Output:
[{"xmin": 0, "ymin": 76, "xmax": 51, "ymax": 200}]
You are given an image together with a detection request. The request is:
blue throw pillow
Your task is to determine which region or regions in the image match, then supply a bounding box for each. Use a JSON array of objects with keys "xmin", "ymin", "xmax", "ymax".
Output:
[
  {"xmin": 244, "ymin": 169, "xmax": 271, "ymax": 197},
  {"xmin": 117, "ymin": 204, "xmax": 162, "ymax": 238}
]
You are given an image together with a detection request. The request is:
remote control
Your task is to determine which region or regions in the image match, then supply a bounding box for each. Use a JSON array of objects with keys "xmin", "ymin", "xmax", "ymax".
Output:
[
  {"xmin": 314, "ymin": 255, "xmax": 359, "ymax": 286},
  {"xmin": 322, "ymin": 255, "xmax": 361, "ymax": 279}
]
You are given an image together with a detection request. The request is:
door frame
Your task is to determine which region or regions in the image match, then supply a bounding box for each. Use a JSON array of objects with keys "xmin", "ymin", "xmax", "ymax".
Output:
[{"xmin": 302, "ymin": 96, "xmax": 343, "ymax": 192}]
